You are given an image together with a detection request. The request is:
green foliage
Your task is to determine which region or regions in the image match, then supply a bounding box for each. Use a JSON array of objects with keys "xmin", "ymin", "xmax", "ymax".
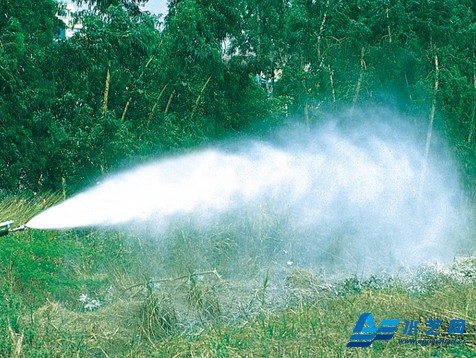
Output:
[
  {"xmin": 74, "ymin": 0, "xmax": 147, "ymax": 14},
  {"xmin": 0, "ymin": 196, "xmax": 88, "ymax": 304},
  {"xmin": 0, "ymin": 0, "xmax": 474, "ymax": 196}
]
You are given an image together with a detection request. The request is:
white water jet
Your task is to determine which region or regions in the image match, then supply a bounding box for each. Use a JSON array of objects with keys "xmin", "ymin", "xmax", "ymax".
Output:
[{"xmin": 27, "ymin": 109, "xmax": 468, "ymax": 269}]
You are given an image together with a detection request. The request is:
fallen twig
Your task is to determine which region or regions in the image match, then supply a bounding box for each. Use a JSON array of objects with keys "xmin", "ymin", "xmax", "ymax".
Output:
[{"xmin": 121, "ymin": 269, "xmax": 222, "ymax": 298}]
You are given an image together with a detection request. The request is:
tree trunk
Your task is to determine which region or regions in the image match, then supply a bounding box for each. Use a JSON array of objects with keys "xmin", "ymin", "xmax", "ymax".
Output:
[
  {"xmin": 101, "ymin": 60, "xmax": 111, "ymax": 115},
  {"xmin": 120, "ymin": 54, "xmax": 156, "ymax": 122},
  {"xmin": 386, "ymin": 7, "xmax": 392, "ymax": 44},
  {"xmin": 317, "ymin": 0, "xmax": 330, "ymax": 60},
  {"xmin": 149, "ymin": 82, "xmax": 169, "ymax": 122},
  {"xmin": 423, "ymin": 54, "xmax": 440, "ymax": 163},
  {"xmin": 61, "ymin": 175, "xmax": 67, "ymax": 199},
  {"xmin": 120, "ymin": 97, "xmax": 132, "ymax": 122},
  {"xmin": 467, "ymin": 57, "xmax": 476, "ymax": 143},
  {"xmin": 405, "ymin": 73, "xmax": 414, "ymax": 102},
  {"xmin": 256, "ymin": 5, "xmax": 262, "ymax": 66},
  {"xmin": 190, "ymin": 75, "xmax": 212, "ymax": 121},
  {"xmin": 99, "ymin": 60, "xmax": 112, "ymax": 175},
  {"xmin": 419, "ymin": 53, "xmax": 440, "ymax": 198},
  {"xmin": 99, "ymin": 152, "xmax": 105, "ymax": 175},
  {"xmin": 328, "ymin": 64, "xmax": 336, "ymax": 103},
  {"xmin": 164, "ymin": 89, "xmax": 175, "ymax": 114},
  {"xmin": 302, "ymin": 78, "xmax": 309, "ymax": 128},
  {"xmin": 304, "ymin": 100, "xmax": 309, "ymax": 128},
  {"xmin": 352, "ymin": 46, "xmax": 366, "ymax": 108}
]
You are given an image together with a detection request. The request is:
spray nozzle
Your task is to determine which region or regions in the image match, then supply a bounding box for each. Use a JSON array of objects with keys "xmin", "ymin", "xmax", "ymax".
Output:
[
  {"xmin": 10, "ymin": 224, "xmax": 27, "ymax": 232},
  {"xmin": 0, "ymin": 221, "xmax": 27, "ymax": 237}
]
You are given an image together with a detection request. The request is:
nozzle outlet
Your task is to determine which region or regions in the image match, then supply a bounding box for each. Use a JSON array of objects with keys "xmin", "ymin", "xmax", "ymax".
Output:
[{"xmin": 10, "ymin": 224, "xmax": 27, "ymax": 232}]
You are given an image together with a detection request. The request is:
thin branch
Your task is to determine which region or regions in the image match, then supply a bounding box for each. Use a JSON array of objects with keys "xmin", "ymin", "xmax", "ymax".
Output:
[{"xmin": 121, "ymin": 269, "xmax": 222, "ymax": 297}]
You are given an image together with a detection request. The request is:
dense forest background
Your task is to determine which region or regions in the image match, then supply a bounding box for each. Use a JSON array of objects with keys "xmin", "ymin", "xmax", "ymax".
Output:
[{"xmin": 1, "ymin": 0, "xmax": 475, "ymax": 198}]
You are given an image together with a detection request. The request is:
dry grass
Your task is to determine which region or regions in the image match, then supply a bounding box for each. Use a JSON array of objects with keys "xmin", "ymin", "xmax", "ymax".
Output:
[
  {"xmin": 0, "ymin": 196, "xmax": 474, "ymax": 357},
  {"xmin": 23, "ymin": 260, "xmax": 475, "ymax": 357}
]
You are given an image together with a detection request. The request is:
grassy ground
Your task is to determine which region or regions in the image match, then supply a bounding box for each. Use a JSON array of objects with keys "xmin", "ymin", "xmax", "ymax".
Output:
[{"xmin": 0, "ymin": 195, "xmax": 474, "ymax": 357}]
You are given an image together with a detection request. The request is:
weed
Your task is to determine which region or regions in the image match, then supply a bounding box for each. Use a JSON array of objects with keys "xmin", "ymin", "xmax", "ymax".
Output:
[
  {"xmin": 139, "ymin": 292, "xmax": 178, "ymax": 342},
  {"xmin": 187, "ymin": 274, "xmax": 221, "ymax": 321},
  {"xmin": 0, "ymin": 197, "xmax": 474, "ymax": 356}
]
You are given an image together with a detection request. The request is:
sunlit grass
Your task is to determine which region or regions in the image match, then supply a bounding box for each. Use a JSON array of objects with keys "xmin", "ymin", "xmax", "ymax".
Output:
[{"xmin": 0, "ymin": 193, "xmax": 62, "ymax": 226}]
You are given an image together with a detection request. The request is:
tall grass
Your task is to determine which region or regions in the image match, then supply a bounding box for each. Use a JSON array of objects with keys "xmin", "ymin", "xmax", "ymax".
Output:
[{"xmin": 0, "ymin": 196, "xmax": 474, "ymax": 357}]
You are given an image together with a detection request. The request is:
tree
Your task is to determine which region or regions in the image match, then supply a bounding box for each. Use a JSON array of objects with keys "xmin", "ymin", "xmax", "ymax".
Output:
[
  {"xmin": 0, "ymin": 0, "xmax": 57, "ymax": 192},
  {"xmin": 1, "ymin": 0, "xmax": 475, "ymax": 198},
  {"xmin": 73, "ymin": 0, "xmax": 147, "ymax": 13}
]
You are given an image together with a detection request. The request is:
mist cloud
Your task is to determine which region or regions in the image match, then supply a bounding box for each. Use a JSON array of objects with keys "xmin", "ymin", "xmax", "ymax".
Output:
[{"xmin": 27, "ymin": 108, "xmax": 469, "ymax": 274}]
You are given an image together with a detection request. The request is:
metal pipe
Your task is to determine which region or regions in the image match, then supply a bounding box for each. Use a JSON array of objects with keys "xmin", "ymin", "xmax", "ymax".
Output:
[{"xmin": 0, "ymin": 221, "xmax": 27, "ymax": 237}]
